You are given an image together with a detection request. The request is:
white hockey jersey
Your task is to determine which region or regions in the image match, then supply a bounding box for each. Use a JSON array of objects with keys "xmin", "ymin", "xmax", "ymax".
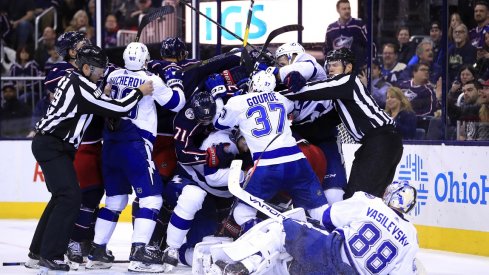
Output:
[
  {"xmin": 106, "ymin": 69, "xmax": 185, "ymax": 136},
  {"xmin": 215, "ymin": 91, "xmax": 304, "ymax": 166},
  {"xmin": 325, "ymin": 192, "xmax": 419, "ymax": 275}
]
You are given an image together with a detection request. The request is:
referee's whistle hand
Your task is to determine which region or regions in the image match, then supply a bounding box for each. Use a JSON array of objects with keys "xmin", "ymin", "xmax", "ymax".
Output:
[{"xmin": 139, "ymin": 80, "xmax": 154, "ymax": 96}]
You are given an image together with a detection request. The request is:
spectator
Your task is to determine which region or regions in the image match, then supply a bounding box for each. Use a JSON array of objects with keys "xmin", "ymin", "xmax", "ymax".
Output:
[
  {"xmin": 8, "ymin": 44, "xmax": 42, "ymax": 104},
  {"xmin": 474, "ymin": 27, "xmax": 489, "ymax": 80},
  {"xmin": 475, "ymin": 79, "xmax": 489, "ymax": 140},
  {"xmin": 429, "ymin": 21, "xmax": 443, "ymax": 62},
  {"xmin": 469, "ymin": 1, "xmax": 489, "ymax": 48},
  {"xmin": 448, "ymin": 23, "xmax": 478, "ymax": 82},
  {"xmin": 323, "ymin": 0, "xmax": 367, "ymax": 69},
  {"xmin": 399, "ymin": 39, "xmax": 441, "ymax": 84},
  {"xmin": 0, "ymin": 82, "xmax": 32, "ymax": 138},
  {"xmin": 385, "ymin": 86, "xmax": 417, "ymax": 140},
  {"xmin": 448, "ymin": 65, "xmax": 477, "ymax": 107},
  {"xmin": 34, "ymin": 26, "xmax": 57, "ymax": 71},
  {"xmin": 396, "ymin": 26, "xmax": 416, "ymax": 64},
  {"xmin": 450, "ymin": 80, "xmax": 483, "ymax": 140},
  {"xmin": 64, "ymin": 9, "xmax": 94, "ymax": 41},
  {"xmin": 109, "ymin": 0, "xmax": 137, "ymax": 27},
  {"xmin": 126, "ymin": 0, "xmax": 155, "ymax": 30},
  {"xmin": 448, "ymin": 12, "xmax": 463, "ymax": 44},
  {"xmin": 104, "ymin": 14, "xmax": 118, "ymax": 48},
  {"xmin": 43, "ymin": 46, "xmax": 63, "ymax": 75},
  {"xmin": 398, "ymin": 62, "xmax": 439, "ymax": 117},
  {"xmin": 0, "ymin": 0, "xmax": 35, "ymax": 48},
  {"xmin": 370, "ymin": 59, "xmax": 391, "ymax": 109},
  {"xmin": 381, "ymin": 43, "xmax": 406, "ymax": 84}
]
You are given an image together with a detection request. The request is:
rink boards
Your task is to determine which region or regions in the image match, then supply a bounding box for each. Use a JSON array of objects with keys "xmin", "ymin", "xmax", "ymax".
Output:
[{"xmin": 0, "ymin": 140, "xmax": 488, "ymax": 256}]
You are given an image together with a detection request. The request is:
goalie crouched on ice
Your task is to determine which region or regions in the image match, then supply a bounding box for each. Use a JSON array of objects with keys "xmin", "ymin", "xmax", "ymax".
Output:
[{"xmin": 199, "ymin": 181, "xmax": 419, "ymax": 275}]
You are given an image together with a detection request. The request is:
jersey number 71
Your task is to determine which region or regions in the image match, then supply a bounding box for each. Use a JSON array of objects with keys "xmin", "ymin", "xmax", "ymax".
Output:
[{"xmin": 246, "ymin": 102, "xmax": 285, "ymax": 137}]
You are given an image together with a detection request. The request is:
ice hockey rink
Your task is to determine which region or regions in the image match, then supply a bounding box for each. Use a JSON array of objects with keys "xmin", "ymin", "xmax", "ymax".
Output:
[{"xmin": 1, "ymin": 220, "xmax": 488, "ymax": 275}]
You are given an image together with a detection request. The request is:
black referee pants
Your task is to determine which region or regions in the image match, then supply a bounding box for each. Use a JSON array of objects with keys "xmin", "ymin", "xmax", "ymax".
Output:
[
  {"xmin": 344, "ymin": 125, "xmax": 403, "ymax": 199},
  {"xmin": 29, "ymin": 134, "xmax": 81, "ymax": 260}
]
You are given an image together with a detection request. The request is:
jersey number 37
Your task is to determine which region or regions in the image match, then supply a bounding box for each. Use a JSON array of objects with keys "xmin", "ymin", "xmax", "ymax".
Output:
[{"xmin": 246, "ymin": 103, "xmax": 285, "ymax": 138}]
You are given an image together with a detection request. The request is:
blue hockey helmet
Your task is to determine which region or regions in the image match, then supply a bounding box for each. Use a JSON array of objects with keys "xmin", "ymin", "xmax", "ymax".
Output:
[
  {"xmin": 190, "ymin": 91, "xmax": 216, "ymax": 125},
  {"xmin": 383, "ymin": 181, "xmax": 417, "ymax": 214},
  {"xmin": 55, "ymin": 31, "xmax": 90, "ymax": 59},
  {"xmin": 160, "ymin": 37, "xmax": 187, "ymax": 59}
]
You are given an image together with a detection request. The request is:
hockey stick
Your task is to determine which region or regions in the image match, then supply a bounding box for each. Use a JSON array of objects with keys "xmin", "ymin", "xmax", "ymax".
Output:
[
  {"xmin": 242, "ymin": 0, "xmax": 255, "ymax": 48},
  {"xmin": 227, "ymin": 159, "xmax": 288, "ymax": 222},
  {"xmin": 2, "ymin": 260, "xmax": 130, "ymax": 266},
  {"xmin": 182, "ymin": 48, "xmax": 243, "ymax": 72},
  {"xmin": 135, "ymin": 5, "xmax": 175, "ymax": 42},
  {"xmin": 256, "ymin": 24, "xmax": 304, "ymax": 62}
]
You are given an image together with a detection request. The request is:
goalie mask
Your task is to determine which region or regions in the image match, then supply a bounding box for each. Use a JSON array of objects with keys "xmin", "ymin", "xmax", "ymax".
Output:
[
  {"xmin": 249, "ymin": 71, "xmax": 276, "ymax": 93},
  {"xmin": 275, "ymin": 42, "xmax": 305, "ymax": 65},
  {"xmin": 123, "ymin": 42, "xmax": 150, "ymax": 70},
  {"xmin": 383, "ymin": 181, "xmax": 417, "ymax": 214}
]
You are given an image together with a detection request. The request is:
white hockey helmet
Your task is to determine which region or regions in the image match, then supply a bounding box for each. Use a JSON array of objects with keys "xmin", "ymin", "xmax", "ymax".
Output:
[
  {"xmin": 123, "ymin": 42, "xmax": 150, "ymax": 70},
  {"xmin": 249, "ymin": 71, "xmax": 276, "ymax": 93},
  {"xmin": 275, "ymin": 42, "xmax": 305, "ymax": 64},
  {"xmin": 383, "ymin": 181, "xmax": 417, "ymax": 214}
]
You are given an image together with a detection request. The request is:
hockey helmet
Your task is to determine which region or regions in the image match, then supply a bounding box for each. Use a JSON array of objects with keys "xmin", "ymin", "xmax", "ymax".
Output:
[
  {"xmin": 76, "ymin": 45, "xmax": 108, "ymax": 69},
  {"xmin": 191, "ymin": 91, "xmax": 216, "ymax": 124},
  {"xmin": 249, "ymin": 71, "xmax": 276, "ymax": 93},
  {"xmin": 160, "ymin": 37, "xmax": 187, "ymax": 59},
  {"xmin": 275, "ymin": 42, "xmax": 305, "ymax": 64},
  {"xmin": 383, "ymin": 181, "xmax": 417, "ymax": 214},
  {"xmin": 123, "ymin": 42, "xmax": 150, "ymax": 70},
  {"xmin": 326, "ymin": 48, "xmax": 356, "ymax": 67},
  {"xmin": 55, "ymin": 31, "xmax": 90, "ymax": 59}
]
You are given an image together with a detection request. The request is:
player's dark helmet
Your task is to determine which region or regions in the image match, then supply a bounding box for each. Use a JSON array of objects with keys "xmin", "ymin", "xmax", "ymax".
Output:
[
  {"xmin": 160, "ymin": 37, "xmax": 187, "ymax": 59},
  {"xmin": 76, "ymin": 45, "xmax": 108, "ymax": 69},
  {"xmin": 55, "ymin": 31, "xmax": 90, "ymax": 59},
  {"xmin": 326, "ymin": 48, "xmax": 356, "ymax": 67},
  {"xmin": 190, "ymin": 91, "xmax": 216, "ymax": 125}
]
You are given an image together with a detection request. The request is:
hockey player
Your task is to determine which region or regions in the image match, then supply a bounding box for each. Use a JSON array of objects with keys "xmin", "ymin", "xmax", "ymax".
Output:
[
  {"xmin": 205, "ymin": 181, "xmax": 419, "ymax": 275},
  {"xmin": 25, "ymin": 31, "xmax": 105, "ymax": 270},
  {"xmin": 258, "ymin": 42, "xmax": 348, "ymax": 204},
  {"xmin": 213, "ymin": 70, "xmax": 329, "ymax": 231},
  {"xmin": 282, "ymin": 48, "xmax": 403, "ymax": 200},
  {"xmin": 86, "ymin": 42, "xmax": 185, "ymax": 273},
  {"xmin": 162, "ymin": 129, "xmax": 241, "ymax": 272}
]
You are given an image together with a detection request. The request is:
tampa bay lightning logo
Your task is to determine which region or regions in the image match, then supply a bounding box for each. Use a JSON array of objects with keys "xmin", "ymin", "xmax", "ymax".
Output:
[
  {"xmin": 185, "ymin": 108, "xmax": 195, "ymax": 120},
  {"xmin": 333, "ymin": 35, "xmax": 353, "ymax": 49}
]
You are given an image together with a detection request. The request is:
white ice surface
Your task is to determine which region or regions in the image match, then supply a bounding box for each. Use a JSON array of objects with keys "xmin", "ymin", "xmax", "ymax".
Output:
[{"xmin": 1, "ymin": 220, "xmax": 488, "ymax": 275}]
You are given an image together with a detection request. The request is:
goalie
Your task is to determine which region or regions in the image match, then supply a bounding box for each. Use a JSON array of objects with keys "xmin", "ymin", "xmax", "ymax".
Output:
[{"xmin": 194, "ymin": 181, "xmax": 419, "ymax": 275}]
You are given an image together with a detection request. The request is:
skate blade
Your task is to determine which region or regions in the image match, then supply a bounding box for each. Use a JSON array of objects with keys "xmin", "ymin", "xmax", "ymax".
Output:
[
  {"xmin": 36, "ymin": 267, "xmax": 68, "ymax": 275},
  {"xmin": 128, "ymin": 261, "xmax": 165, "ymax": 273},
  {"xmin": 85, "ymin": 260, "xmax": 112, "ymax": 269}
]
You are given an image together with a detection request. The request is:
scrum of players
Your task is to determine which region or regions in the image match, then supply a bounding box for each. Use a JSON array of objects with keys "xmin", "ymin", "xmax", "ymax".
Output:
[{"xmin": 27, "ymin": 30, "xmax": 421, "ymax": 275}]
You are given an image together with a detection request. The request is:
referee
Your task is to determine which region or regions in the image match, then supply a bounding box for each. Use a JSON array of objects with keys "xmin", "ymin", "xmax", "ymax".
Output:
[
  {"xmin": 28, "ymin": 45, "xmax": 153, "ymax": 272},
  {"xmin": 282, "ymin": 48, "xmax": 403, "ymax": 199}
]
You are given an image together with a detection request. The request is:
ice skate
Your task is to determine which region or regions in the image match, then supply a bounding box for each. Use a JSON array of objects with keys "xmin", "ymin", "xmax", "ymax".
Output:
[
  {"xmin": 162, "ymin": 246, "xmax": 179, "ymax": 272},
  {"xmin": 85, "ymin": 242, "xmax": 114, "ymax": 269},
  {"xmin": 37, "ymin": 257, "xmax": 70, "ymax": 274},
  {"xmin": 24, "ymin": 251, "xmax": 40, "ymax": 269},
  {"xmin": 64, "ymin": 240, "xmax": 83, "ymax": 270},
  {"xmin": 210, "ymin": 260, "xmax": 250, "ymax": 275},
  {"xmin": 127, "ymin": 243, "xmax": 164, "ymax": 273}
]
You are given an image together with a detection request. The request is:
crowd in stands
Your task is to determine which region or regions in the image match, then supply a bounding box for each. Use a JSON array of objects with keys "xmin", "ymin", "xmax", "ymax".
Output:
[{"xmin": 0, "ymin": 0, "xmax": 488, "ymax": 141}]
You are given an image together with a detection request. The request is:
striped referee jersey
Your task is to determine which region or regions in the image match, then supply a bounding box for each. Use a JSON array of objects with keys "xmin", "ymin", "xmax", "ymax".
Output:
[
  {"xmin": 36, "ymin": 71, "xmax": 143, "ymax": 148},
  {"xmin": 282, "ymin": 73, "xmax": 394, "ymax": 142}
]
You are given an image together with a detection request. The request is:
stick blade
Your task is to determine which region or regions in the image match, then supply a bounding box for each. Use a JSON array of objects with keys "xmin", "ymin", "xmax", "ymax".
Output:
[
  {"xmin": 135, "ymin": 5, "xmax": 176, "ymax": 42},
  {"xmin": 228, "ymin": 160, "xmax": 243, "ymax": 196}
]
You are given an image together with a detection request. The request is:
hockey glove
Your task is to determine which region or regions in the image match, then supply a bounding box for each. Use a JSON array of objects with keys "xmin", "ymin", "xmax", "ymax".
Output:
[
  {"xmin": 254, "ymin": 62, "xmax": 278, "ymax": 75},
  {"xmin": 205, "ymin": 73, "xmax": 227, "ymax": 99},
  {"xmin": 221, "ymin": 66, "xmax": 248, "ymax": 86},
  {"xmin": 284, "ymin": 71, "xmax": 307, "ymax": 93},
  {"xmin": 164, "ymin": 66, "xmax": 184, "ymax": 90},
  {"xmin": 206, "ymin": 143, "xmax": 234, "ymax": 168}
]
